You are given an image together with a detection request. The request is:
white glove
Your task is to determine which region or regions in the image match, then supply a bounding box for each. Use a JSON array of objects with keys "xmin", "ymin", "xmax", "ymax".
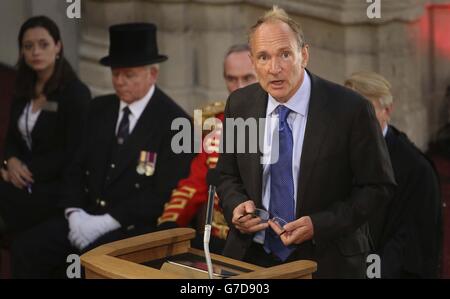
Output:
[
  {"xmin": 67, "ymin": 209, "xmax": 91, "ymax": 250},
  {"xmin": 67, "ymin": 209, "xmax": 121, "ymax": 250}
]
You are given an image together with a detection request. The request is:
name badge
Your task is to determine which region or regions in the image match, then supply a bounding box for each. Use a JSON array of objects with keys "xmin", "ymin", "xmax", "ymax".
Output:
[{"xmin": 42, "ymin": 101, "xmax": 58, "ymax": 112}]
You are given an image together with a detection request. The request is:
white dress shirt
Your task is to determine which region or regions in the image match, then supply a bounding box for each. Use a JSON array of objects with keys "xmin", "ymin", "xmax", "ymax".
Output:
[
  {"xmin": 115, "ymin": 84, "xmax": 155, "ymax": 135},
  {"xmin": 18, "ymin": 102, "xmax": 42, "ymax": 149},
  {"xmin": 254, "ymin": 69, "xmax": 311, "ymax": 244},
  {"xmin": 382, "ymin": 124, "xmax": 388, "ymax": 137}
]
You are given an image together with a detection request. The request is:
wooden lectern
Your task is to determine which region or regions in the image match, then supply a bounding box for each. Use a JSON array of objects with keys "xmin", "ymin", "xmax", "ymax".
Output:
[{"xmin": 81, "ymin": 228, "xmax": 317, "ymax": 279}]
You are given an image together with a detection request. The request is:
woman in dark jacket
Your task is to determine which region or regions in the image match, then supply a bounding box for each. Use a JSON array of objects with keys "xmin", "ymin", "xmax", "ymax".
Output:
[{"xmin": 0, "ymin": 16, "xmax": 91, "ymax": 238}]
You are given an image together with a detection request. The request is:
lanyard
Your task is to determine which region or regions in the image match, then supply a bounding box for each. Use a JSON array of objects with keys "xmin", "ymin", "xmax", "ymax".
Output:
[
  {"xmin": 25, "ymin": 102, "xmax": 33, "ymax": 150},
  {"xmin": 23, "ymin": 102, "xmax": 34, "ymax": 194}
]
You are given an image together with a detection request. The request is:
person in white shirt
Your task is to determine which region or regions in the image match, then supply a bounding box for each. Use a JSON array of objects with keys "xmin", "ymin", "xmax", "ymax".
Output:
[
  {"xmin": 11, "ymin": 22, "xmax": 194, "ymax": 278},
  {"xmin": 0, "ymin": 16, "xmax": 90, "ymax": 239}
]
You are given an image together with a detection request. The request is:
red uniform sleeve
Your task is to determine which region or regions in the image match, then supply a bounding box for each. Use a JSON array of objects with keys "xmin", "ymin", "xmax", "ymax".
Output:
[
  {"xmin": 158, "ymin": 150, "xmax": 210, "ymax": 226},
  {"xmin": 158, "ymin": 113, "xmax": 229, "ymax": 239}
]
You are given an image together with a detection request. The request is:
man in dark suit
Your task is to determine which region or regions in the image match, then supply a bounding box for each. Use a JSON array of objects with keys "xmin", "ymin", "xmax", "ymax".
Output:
[
  {"xmin": 11, "ymin": 23, "xmax": 194, "ymax": 278},
  {"xmin": 345, "ymin": 71, "xmax": 442, "ymax": 278},
  {"xmin": 217, "ymin": 7, "xmax": 396, "ymax": 278}
]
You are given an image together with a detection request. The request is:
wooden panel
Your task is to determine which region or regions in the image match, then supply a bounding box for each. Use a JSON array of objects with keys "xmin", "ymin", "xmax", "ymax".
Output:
[
  {"xmin": 118, "ymin": 241, "xmax": 190, "ymax": 264},
  {"xmin": 160, "ymin": 262, "xmax": 210, "ymax": 279},
  {"xmin": 189, "ymin": 248, "xmax": 263, "ymax": 271},
  {"xmin": 107, "ymin": 228, "xmax": 196, "ymax": 256},
  {"xmin": 82, "ymin": 255, "xmax": 185, "ymax": 279},
  {"xmin": 85, "ymin": 268, "xmax": 108, "ymax": 279},
  {"xmin": 82, "ymin": 228, "xmax": 195, "ymax": 259},
  {"xmin": 231, "ymin": 260, "xmax": 317, "ymax": 279}
]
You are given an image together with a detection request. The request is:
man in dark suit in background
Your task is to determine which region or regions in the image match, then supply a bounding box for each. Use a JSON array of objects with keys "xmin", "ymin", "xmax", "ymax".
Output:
[
  {"xmin": 345, "ymin": 71, "xmax": 442, "ymax": 278},
  {"xmin": 11, "ymin": 23, "xmax": 194, "ymax": 278},
  {"xmin": 217, "ymin": 6, "xmax": 396, "ymax": 278}
]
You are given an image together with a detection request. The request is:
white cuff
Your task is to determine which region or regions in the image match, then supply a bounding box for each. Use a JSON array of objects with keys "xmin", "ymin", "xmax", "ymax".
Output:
[
  {"xmin": 100, "ymin": 214, "xmax": 121, "ymax": 231},
  {"xmin": 64, "ymin": 207, "xmax": 83, "ymax": 220}
]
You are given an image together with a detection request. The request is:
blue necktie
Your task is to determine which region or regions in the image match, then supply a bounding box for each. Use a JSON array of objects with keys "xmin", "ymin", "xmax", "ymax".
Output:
[
  {"xmin": 264, "ymin": 105, "xmax": 296, "ymax": 261},
  {"xmin": 117, "ymin": 107, "xmax": 131, "ymax": 145}
]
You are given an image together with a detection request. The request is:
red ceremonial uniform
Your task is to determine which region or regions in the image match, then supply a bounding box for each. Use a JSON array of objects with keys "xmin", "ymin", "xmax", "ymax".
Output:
[{"xmin": 158, "ymin": 108, "xmax": 228, "ymax": 240}]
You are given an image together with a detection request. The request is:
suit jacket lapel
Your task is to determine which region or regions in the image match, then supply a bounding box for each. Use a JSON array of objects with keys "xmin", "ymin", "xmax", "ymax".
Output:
[
  {"xmin": 94, "ymin": 97, "xmax": 120, "ymax": 189},
  {"xmin": 250, "ymin": 85, "xmax": 268, "ymax": 207},
  {"xmin": 296, "ymin": 72, "xmax": 331, "ymax": 217},
  {"xmin": 30, "ymin": 111, "xmax": 45, "ymax": 144},
  {"xmin": 107, "ymin": 90, "xmax": 160, "ymax": 184},
  {"xmin": 11, "ymin": 100, "xmax": 28, "ymax": 150},
  {"xmin": 31, "ymin": 94, "xmax": 59, "ymax": 144}
]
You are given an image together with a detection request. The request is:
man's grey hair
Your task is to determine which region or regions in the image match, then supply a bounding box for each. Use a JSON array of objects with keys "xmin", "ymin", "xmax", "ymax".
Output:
[
  {"xmin": 148, "ymin": 64, "xmax": 160, "ymax": 70},
  {"xmin": 224, "ymin": 44, "xmax": 251, "ymax": 59},
  {"xmin": 248, "ymin": 5, "xmax": 306, "ymax": 51},
  {"xmin": 344, "ymin": 71, "xmax": 393, "ymax": 108}
]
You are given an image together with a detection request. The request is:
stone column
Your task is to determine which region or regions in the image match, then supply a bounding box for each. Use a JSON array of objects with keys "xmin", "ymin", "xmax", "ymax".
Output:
[
  {"xmin": 0, "ymin": 0, "xmax": 80, "ymax": 71},
  {"xmin": 0, "ymin": 0, "xmax": 27, "ymax": 66},
  {"xmin": 80, "ymin": 0, "xmax": 251, "ymax": 115},
  {"xmin": 29, "ymin": 0, "xmax": 81, "ymax": 72}
]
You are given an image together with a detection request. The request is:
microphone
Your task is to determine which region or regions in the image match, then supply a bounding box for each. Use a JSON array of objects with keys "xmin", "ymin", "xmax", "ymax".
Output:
[{"xmin": 204, "ymin": 168, "xmax": 220, "ymax": 279}]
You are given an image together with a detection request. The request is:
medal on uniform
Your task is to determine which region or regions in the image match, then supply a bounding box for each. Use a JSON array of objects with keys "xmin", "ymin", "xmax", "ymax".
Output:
[
  {"xmin": 145, "ymin": 152, "xmax": 157, "ymax": 176},
  {"xmin": 136, "ymin": 151, "xmax": 146, "ymax": 175}
]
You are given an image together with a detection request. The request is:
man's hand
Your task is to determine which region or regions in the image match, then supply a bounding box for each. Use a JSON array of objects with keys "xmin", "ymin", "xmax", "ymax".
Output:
[
  {"xmin": 6, "ymin": 157, "xmax": 34, "ymax": 189},
  {"xmin": 268, "ymin": 216, "xmax": 314, "ymax": 246},
  {"xmin": 231, "ymin": 200, "xmax": 268, "ymax": 234},
  {"xmin": 67, "ymin": 209, "xmax": 121, "ymax": 250}
]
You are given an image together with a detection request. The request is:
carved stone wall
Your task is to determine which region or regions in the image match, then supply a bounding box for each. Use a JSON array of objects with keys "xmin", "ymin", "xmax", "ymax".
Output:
[{"xmin": 77, "ymin": 0, "xmax": 450, "ymax": 150}]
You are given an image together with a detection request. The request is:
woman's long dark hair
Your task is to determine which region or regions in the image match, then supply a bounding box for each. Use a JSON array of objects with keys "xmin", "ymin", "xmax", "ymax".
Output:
[{"xmin": 14, "ymin": 15, "xmax": 77, "ymax": 100}]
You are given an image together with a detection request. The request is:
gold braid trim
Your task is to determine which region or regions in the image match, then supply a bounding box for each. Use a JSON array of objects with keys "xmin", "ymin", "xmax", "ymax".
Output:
[
  {"xmin": 171, "ymin": 186, "xmax": 196, "ymax": 199},
  {"xmin": 157, "ymin": 213, "xmax": 179, "ymax": 225}
]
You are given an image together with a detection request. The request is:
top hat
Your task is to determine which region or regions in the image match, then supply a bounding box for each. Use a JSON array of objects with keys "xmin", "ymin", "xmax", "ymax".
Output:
[{"xmin": 100, "ymin": 23, "xmax": 168, "ymax": 68}]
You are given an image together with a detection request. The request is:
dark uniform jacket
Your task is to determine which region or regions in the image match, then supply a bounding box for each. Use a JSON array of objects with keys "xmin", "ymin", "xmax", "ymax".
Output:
[
  {"xmin": 370, "ymin": 125, "xmax": 442, "ymax": 278},
  {"xmin": 60, "ymin": 86, "xmax": 194, "ymax": 229}
]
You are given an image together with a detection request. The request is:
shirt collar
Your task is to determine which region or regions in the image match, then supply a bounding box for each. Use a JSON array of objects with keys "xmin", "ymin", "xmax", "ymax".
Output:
[
  {"xmin": 382, "ymin": 124, "xmax": 388, "ymax": 137},
  {"xmin": 119, "ymin": 84, "xmax": 155, "ymax": 116},
  {"xmin": 266, "ymin": 69, "xmax": 311, "ymax": 117}
]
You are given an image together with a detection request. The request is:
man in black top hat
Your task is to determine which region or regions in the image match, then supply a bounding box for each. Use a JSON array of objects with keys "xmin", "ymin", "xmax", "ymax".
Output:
[{"xmin": 11, "ymin": 23, "xmax": 195, "ymax": 278}]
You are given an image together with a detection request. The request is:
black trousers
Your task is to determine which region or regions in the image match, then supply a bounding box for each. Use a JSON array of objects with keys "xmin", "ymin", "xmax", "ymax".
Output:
[
  {"xmin": 11, "ymin": 215, "xmax": 156, "ymax": 278},
  {"xmin": 0, "ymin": 180, "xmax": 59, "ymax": 239},
  {"xmin": 243, "ymin": 242, "xmax": 285, "ymax": 268},
  {"xmin": 242, "ymin": 241, "xmax": 367, "ymax": 279}
]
